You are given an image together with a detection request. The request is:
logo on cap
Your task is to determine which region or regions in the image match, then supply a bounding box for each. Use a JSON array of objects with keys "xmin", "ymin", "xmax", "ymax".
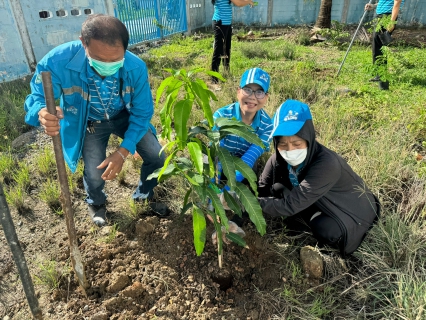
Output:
[
  {"xmin": 260, "ymin": 74, "xmax": 269, "ymax": 83},
  {"xmin": 283, "ymin": 110, "xmax": 299, "ymax": 121}
]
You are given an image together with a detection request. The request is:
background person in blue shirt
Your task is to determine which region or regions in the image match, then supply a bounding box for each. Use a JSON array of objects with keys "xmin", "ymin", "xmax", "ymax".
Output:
[
  {"xmin": 212, "ymin": 67, "xmax": 273, "ymax": 229},
  {"xmin": 211, "ymin": 0, "xmax": 254, "ymax": 83},
  {"xmin": 24, "ymin": 14, "xmax": 169, "ymax": 227},
  {"xmin": 365, "ymin": 0, "xmax": 404, "ymax": 90}
]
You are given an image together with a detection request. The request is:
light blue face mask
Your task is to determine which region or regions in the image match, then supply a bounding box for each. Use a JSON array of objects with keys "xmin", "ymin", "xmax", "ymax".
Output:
[{"xmin": 88, "ymin": 56, "xmax": 124, "ymax": 77}]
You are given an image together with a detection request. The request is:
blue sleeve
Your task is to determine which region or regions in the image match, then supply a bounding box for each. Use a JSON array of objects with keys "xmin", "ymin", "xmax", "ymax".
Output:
[
  {"xmin": 120, "ymin": 61, "xmax": 154, "ymax": 154},
  {"xmin": 24, "ymin": 57, "xmax": 63, "ymax": 127},
  {"xmin": 241, "ymin": 144, "xmax": 264, "ymax": 169}
]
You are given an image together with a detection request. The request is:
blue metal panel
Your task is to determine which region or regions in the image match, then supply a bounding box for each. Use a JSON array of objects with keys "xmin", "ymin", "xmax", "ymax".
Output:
[
  {"xmin": 114, "ymin": 0, "xmax": 187, "ymax": 46},
  {"xmin": 0, "ymin": 0, "xmax": 31, "ymax": 82}
]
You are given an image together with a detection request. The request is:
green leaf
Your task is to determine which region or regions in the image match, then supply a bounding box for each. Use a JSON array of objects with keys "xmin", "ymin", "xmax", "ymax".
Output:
[
  {"xmin": 182, "ymin": 171, "xmax": 200, "ymax": 186},
  {"xmin": 233, "ymin": 157, "xmax": 258, "ymax": 196},
  {"xmin": 205, "ymin": 70, "xmax": 226, "ymax": 82},
  {"xmin": 157, "ymin": 150, "xmax": 178, "ymax": 181},
  {"xmin": 187, "ymin": 142, "xmax": 204, "ymax": 175},
  {"xmin": 235, "ymin": 182, "xmax": 266, "ymax": 235},
  {"xmin": 188, "ymin": 125, "xmax": 208, "ymax": 138},
  {"xmin": 206, "ymin": 130, "xmax": 220, "ymax": 143},
  {"xmin": 159, "ymin": 140, "xmax": 177, "ymax": 156},
  {"xmin": 201, "ymin": 145, "xmax": 215, "ymax": 178},
  {"xmin": 176, "ymin": 157, "xmax": 193, "ymax": 171},
  {"xmin": 186, "ymin": 172, "xmax": 204, "ymax": 185},
  {"xmin": 191, "ymin": 81, "xmax": 214, "ymax": 127},
  {"xmin": 215, "ymin": 117, "xmax": 249, "ymax": 128},
  {"xmin": 187, "ymin": 67, "xmax": 205, "ymax": 78},
  {"xmin": 223, "ymin": 190, "xmax": 242, "ymax": 217},
  {"xmin": 216, "ymin": 147, "xmax": 236, "ymax": 188},
  {"xmin": 192, "ymin": 206, "xmax": 206, "ymax": 256},
  {"xmin": 155, "ymin": 76, "xmax": 174, "ymax": 107},
  {"xmin": 220, "ymin": 127, "xmax": 265, "ymax": 148},
  {"xmin": 174, "ymin": 99, "xmax": 193, "ymax": 144},
  {"xmin": 146, "ymin": 163, "xmax": 175, "ymax": 181},
  {"xmin": 193, "ymin": 185, "xmax": 207, "ymax": 203},
  {"xmin": 206, "ymin": 187, "xmax": 228, "ymax": 228},
  {"xmin": 225, "ymin": 233, "xmax": 248, "ymax": 248}
]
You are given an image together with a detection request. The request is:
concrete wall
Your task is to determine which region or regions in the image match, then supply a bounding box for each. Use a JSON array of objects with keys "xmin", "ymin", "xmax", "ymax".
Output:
[
  {"xmin": 189, "ymin": 0, "xmax": 426, "ymax": 31},
  {"xmin": 0, "ymin": 0, "xmax": 112, "ymax": 82}
]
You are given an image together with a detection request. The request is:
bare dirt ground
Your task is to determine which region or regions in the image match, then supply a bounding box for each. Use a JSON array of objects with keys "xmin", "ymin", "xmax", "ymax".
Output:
[
  {"xmin": 1, "ymin": 27, "xmax": 425, "ymax": 320},
  {"xmin": 1, "ymin": 130, "xmax": 324, "ymax": 320}
]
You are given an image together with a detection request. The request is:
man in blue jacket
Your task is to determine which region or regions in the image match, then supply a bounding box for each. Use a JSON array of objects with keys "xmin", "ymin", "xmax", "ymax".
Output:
[{"xmin": 24, "ymin": 14, "xmax": 168, "ymax": 227}]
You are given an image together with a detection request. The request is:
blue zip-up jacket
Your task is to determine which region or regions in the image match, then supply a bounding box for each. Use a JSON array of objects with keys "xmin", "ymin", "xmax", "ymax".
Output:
[{"xmin": 24, "ymin": 40, "xmax": 155, "ymax": 173}]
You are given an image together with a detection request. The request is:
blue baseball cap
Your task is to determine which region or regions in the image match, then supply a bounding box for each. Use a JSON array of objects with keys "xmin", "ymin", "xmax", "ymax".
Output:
[
  {"xmin": 240, "ymin": 68, "xmax": 270, "ymax": 92},
  {"xmin": 270, "ymin": 100, "xmax": 313, "ymax": 137}
]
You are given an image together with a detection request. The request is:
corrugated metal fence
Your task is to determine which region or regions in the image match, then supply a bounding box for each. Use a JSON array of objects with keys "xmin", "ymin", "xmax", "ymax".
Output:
[{"xmin": 113, "ymin": 0, "xmax": 187, "ymax": 46}]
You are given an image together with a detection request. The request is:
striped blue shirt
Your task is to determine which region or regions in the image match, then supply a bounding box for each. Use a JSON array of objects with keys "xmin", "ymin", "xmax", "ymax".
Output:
[
  {"xmin": 212, "ymin": 0, "xmax": 233, "ymax": 25},
  {"xmin": 213, "ymin": 102, "xmax": 273, "ymax": 171},
  {"xmin": 87, "ymin": 63, "xmax": 124, "ymax": 121},
  {"xmin": 376, "ymin": 0, "xmax": 404, "ymax": 15}
]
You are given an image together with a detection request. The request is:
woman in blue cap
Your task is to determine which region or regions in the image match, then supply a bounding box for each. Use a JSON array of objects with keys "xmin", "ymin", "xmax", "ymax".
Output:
[{"xmin": 258, "ymin": 100, "xmax": 380, "ymax": 256}]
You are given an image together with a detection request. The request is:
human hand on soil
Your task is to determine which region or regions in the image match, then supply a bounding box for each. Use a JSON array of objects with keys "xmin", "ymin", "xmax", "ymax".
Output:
[
  {"xmin": 98, "ymin": 148, "xmax": 129, "ymax": 180},
  {"xmin": 212, "ymin": 221, "xmax": 246, "ymax": 246},
  {"xmin": 38, "ymin": 107, "xmax": 64, "ymax": 136}
]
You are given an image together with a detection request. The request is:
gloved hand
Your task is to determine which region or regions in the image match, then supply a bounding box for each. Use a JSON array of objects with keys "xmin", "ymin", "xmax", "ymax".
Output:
[
  {"xmin": 270, "ymin": 183, "xmax": 286, "ymax": 199},
  {"xmin": 212, "ymin": 221, "xmax": 246, "ymax": 246}
]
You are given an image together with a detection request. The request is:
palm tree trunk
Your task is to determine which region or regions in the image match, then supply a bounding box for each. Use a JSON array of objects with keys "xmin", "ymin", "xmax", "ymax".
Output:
[{"xmin": 315, "ymin": 0, "xmax": 333, "ymax": 29}]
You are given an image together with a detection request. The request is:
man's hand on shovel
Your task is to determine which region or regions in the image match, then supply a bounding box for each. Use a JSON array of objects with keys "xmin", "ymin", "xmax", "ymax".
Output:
[{"xmin": 38, "ymin": 106, "xmax": 63, "ymax": 136}]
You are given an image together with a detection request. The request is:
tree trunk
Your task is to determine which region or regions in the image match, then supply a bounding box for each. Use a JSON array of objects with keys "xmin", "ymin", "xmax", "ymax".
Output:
[{"xmin": 315, "ymin": 0, "xmax": 333, "ymax": 29}]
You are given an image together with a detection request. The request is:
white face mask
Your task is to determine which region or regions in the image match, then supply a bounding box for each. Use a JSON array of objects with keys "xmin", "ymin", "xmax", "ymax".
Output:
[{"xmin": 279, "ymin": 148, "xmax": 307, "ymax": 166}]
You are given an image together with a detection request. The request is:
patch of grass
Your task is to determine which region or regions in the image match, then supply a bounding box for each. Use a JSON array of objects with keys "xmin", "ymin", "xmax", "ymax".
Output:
[
  {"xmin": 13, "ymin": 162, "xmax": 31, "ymax": 191},
  {"xmin": 99, "ymin": 223, "xmax": 119, "ymax": 244},
  {"xmin": 39, "ymin": 178, "xmax": 61, "ymax": 212},
  {"xmin": 36, "ymin": 147, "xmax": 56, "ymax": 177},
  {"xmin": 0, "ymin": 151, "xmax": 15, "ymax": 184},
  {"xmin": 34, "ymin": 260, "xmax": 69, "ymax": 291},
  {"xmin": 5, "ymin": 185, "xmax": 26, "ymax": 213},
  {"xmin": 0, "ymin": 78, "xmax": 32, "ymax": 151}
]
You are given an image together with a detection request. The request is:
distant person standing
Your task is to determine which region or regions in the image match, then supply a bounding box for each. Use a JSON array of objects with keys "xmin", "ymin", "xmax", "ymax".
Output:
[
  {"xmin": 365, "ymin": 0, "xmax": 404, "ymax": 90},
  {"xmin": 211, "ymin": 0, "xmax": 254, "ymax": 83}
]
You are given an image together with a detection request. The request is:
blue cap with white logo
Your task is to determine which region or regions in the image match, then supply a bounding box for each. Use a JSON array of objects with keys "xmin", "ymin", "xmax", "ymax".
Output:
[
  {"xmin": 270, "ymin": 100, "xmax": 313, "ymax": 137},
  {"xmin": 240, "ymin": 68, "xmax": 270, "ymax": 92}
]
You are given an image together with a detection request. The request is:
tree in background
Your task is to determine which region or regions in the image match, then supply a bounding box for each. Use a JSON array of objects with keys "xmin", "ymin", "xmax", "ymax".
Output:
[{"xmin": 315, "ymin": 0, "xmax": 333, "ymax": 29}]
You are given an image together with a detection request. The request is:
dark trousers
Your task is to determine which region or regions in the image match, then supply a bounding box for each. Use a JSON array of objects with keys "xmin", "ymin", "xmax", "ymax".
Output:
[
  {"xmin": 284, "ymin": 204, "xmax": 343, "ymax": 248},
  {"xmin": 372, "ymin": 14, "xmax": 395, "ymax": 66},
  {"xmin": 211, "ymin": 20, "xmax": 232, "ymax": 82}
]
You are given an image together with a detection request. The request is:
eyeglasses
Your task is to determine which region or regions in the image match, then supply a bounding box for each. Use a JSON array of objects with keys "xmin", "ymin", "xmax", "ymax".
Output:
[{"xmin": 240, "ymin": 87, "xmax": 267, "ymax": 99}]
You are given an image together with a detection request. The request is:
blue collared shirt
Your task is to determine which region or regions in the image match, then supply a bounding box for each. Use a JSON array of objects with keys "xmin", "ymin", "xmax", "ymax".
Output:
[
  {"xmin": 288, "ymin": 163, "xmax": 305, "ymax": 187},
  {"xmin": 213, "ymin": 102, "xmax": 272, "ymax": 156},
  {"xmin": 86, "ymin": 63, "xmax": 124, "ymax": 121}
]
